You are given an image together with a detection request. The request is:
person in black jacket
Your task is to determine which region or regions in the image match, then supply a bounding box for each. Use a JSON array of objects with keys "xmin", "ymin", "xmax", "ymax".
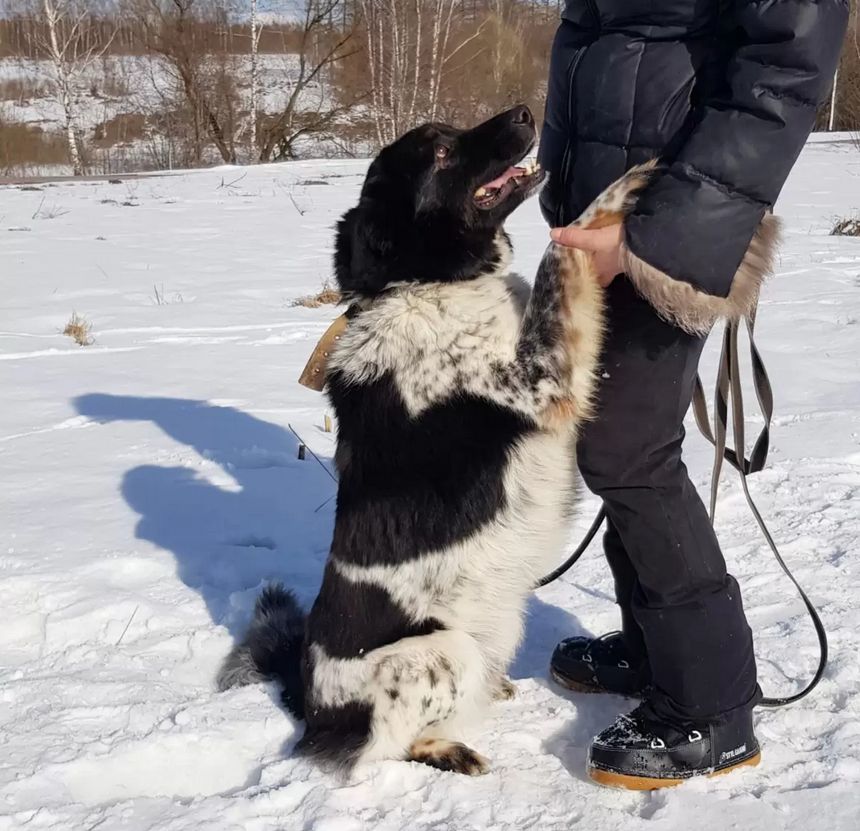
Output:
[{"xmin": 538, "ymin": 0, "xmax": 848, "ymax": 789}]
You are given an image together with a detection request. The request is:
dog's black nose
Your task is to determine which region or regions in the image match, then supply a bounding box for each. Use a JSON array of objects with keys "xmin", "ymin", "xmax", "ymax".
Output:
[{"xmin": 510, "ymin": 106, "xmax": 534, "ymax": 127}]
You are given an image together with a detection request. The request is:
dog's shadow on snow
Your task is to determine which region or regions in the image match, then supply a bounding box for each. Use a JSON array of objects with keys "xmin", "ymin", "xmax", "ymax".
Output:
[
  {"xmin": 73, "ymin": 393, "xmax": 595, "ymax": 709},
  {"xmin": 513, "ymin": 592, "xmax": 626, "ymax": 783},
  {"xmin": 74, "ymin": 393, "xmax": 335, "ymax": 638}
]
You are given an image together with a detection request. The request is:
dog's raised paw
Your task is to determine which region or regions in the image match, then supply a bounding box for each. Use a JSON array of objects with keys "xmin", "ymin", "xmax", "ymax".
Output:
[{"xmin": 409, "ymin": 738, "xmax": 490, "ymax": 775}]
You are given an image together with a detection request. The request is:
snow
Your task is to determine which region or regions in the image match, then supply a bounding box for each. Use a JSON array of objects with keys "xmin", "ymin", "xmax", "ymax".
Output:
[
  {"xmin": 806, "ymin": 131, "xmax": 857, "ymax": 144},
  {"xmin": 1, "ymin": 141, "xmax": 859, "ymax": 830}
]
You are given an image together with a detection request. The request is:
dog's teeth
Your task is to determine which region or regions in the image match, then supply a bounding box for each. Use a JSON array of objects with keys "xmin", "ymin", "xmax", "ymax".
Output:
[{"xmin": 475, "ymin": 186, "xmax": 487, "ymax": 198}]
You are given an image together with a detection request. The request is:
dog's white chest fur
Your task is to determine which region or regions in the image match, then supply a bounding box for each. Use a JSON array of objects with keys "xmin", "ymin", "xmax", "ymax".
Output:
[{"xmin": 332, "ymin": 269, "xmax": 529, "ymax": 416}]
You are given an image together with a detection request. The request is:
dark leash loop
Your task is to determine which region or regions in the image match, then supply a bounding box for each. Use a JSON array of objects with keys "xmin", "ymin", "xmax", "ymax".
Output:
[
  {"xmin": 537, "ymin": 310, "xmax": 828, "ymax": 708},
  {"xmin": 535, "ymin": 505, "xmax": 606, "ymax": 589}
]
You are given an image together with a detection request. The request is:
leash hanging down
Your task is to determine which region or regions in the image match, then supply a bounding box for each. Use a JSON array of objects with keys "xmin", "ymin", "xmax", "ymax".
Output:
[{"xmin": 537, "ymin": 312, "xmax": 828, "ymax": 708}]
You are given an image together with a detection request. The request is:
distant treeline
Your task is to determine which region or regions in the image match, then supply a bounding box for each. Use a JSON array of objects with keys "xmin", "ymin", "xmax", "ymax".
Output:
[
  {"xmin": 0, "ymin": 0, "xmax": 855, "ymax": 178},
  {"xmin": 0, "ymin": 14, "xmax": 310, "ymax": 58}
]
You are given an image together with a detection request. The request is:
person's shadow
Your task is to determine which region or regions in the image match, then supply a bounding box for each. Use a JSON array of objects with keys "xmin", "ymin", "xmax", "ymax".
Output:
[{"xmin": 75, "ymin": 392, "xmax": 609, "ymax": 763}]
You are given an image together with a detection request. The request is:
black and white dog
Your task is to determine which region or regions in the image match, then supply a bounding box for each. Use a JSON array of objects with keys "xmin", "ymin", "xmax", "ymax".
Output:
[{"xmin": 218, "ymin": 106, "xmax": 654, "ymax": 776}]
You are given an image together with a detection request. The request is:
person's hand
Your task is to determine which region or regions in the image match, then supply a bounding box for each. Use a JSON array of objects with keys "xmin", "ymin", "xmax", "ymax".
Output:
[{"xmin": 550, "ymin": 223, "xmax": 624, "ymax": 288}]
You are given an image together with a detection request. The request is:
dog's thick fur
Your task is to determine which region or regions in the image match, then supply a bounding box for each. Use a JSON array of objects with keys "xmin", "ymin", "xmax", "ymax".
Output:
[{"xmin": 219, "ymin": 108, "xmax": 655, "ymax": 776}]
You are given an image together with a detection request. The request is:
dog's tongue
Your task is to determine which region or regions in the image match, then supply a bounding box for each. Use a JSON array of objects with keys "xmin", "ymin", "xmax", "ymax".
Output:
[{"xmin": 480, "ymin": 166, "xmax": 522, "ymax": 191}]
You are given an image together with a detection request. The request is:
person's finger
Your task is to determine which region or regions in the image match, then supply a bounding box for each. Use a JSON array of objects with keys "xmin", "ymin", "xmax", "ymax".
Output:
[
  {"xmin": 549, "ymin": 226, "xmax": 600, "ymax": 250},
  {"xmin": 551, "ymin": 224, "xmax": 622, "ymax": 250}
]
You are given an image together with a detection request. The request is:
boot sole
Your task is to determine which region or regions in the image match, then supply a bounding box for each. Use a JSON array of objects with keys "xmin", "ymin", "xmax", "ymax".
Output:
[
  {"xmin": 588, "ymin": 751, "xmax": 762, "ymax": 791},
  {"xmin": 550, "ymin": 667, "xmax": 603, "ymax": 694},
  {"xmin": 549, "ymin": 666, "xmax": 642, "ymax": 698}
]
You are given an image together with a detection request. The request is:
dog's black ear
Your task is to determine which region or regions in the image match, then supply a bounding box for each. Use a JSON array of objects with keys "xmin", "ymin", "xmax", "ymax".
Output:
[
  {"xmin": 334, "ymin": 201, "xmax": 406, "ymax": 298},
  {"xmin": 333, "ymin": 207, "xmax": 359, "ymax": 295}
]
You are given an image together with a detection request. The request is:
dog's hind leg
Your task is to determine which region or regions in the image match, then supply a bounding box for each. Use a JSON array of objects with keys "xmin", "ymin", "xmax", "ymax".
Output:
[{"xmin": 356, "ymin": 629, "xmax": 491, "ymax": 775}]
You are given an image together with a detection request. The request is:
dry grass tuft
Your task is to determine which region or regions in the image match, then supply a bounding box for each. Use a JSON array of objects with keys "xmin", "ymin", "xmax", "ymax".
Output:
[
  {"xmin": 831, "ymin": 217, "xmax": 860, "ymax": 237},
  {"xmin": 292, "ymin": 281, "xmax": 341, "ymax": 309},
  {"xmin": 63, "ymin": 312, "xmax": 94, "ymax": 346}
]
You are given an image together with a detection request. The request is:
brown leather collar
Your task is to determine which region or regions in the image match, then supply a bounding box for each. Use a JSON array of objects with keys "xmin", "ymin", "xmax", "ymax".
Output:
[{"xmin": 297, "ymin": 310, "xmax": 351, "ymax": 391}]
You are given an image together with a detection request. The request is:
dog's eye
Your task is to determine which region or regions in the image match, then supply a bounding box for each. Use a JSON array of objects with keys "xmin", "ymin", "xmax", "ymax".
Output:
[{"xmin": 435, "ymin": 144, "xmax": 449, "ymax": 160}]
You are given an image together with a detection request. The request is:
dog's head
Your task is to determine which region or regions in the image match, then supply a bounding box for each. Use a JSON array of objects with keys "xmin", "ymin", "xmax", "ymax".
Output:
[{"xmin": 335, "ymin": 105, "xmax": 544, "ymax": 299}]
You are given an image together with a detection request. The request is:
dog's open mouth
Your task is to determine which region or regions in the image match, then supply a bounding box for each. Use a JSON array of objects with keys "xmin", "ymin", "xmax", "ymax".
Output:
[{"xmin": 473, "ymin": 160, "xmax": 544, "ymax": 210}]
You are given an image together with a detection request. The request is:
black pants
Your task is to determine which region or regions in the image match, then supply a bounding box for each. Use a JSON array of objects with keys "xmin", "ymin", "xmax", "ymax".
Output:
[{"xmin": 578, "ymin": 278, "xmax": 759, "ymax": 722}]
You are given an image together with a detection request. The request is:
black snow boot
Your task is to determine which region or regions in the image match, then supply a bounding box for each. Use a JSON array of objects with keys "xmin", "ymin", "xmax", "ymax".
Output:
[
  {"xmin": 550, "ymin": 631, "xmax": 650, "ymax": 697},
  {"xmin": 587, "ymin": 702, "xmax": 761, "ymax": 790}
]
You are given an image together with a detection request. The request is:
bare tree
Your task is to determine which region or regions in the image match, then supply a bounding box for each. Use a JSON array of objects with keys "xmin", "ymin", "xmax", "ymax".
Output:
[
  {"xmin": 32, "ymin": 0, "xmax": 115, "ymax": 175},
  {"xmin": 128, "ymin": 0, "xmax": 239, "ymax": 164},
  {"xmin": 256, "ymin": 0, "xmax": 357, "ymax": 162},
  {"xmin": 426, "ymin": 0, "xmax": 455, "ymax": 121},
  {"xmin": 248, "ymin": 0, "xmax": 260, "ymax": 159},
  {"xmin": 486, "ymin": 0, "xmax": 525, "ymax": 100},
  {"xmin": 820, "ymin": 0, "xmax": 860, "ymax": 134},
  {"xmin": 359, "ymin": 0, "xmax": 484, "ymax": 146}
]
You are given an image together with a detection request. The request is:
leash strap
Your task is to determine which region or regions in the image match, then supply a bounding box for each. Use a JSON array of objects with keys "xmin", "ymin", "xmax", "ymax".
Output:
[
  {"xmin": 691, "ymin": 314, "xmax": 827, "ymax": 707},
  {"xmin": 535, "ymin": 505, "xmax": 606, "ymax": 588},
  {"xmin": 691, "ymin": 310, "xmax": 773, "ymax": 520}
]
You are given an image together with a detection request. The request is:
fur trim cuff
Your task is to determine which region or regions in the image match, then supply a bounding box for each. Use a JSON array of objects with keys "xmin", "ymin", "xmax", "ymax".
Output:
[{"xmin": 620, "ymin": 214, "xmax": 781, "ymax": 335}]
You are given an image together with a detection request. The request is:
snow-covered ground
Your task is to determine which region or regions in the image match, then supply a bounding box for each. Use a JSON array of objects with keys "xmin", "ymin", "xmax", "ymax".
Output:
[{"xmin": 1, "ymin": 141, "xmax": 859, "ymax": 830}]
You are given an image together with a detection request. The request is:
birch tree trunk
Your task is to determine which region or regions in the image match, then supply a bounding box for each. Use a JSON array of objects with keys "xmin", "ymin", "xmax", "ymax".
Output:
[
  {"xmin": 249, "ymin": 0, "xmax": 259, "ymax": 159},
  {"xmin": 37, "ymin": 0, "xmax": 117, "ymax": 175},
  {"xmin": 59, "ymin": 74, "xmax": 83, "ymax": 175},
  {"xmin": 42, "ymin": 0, "xmax": 84, "ymax": 175}
]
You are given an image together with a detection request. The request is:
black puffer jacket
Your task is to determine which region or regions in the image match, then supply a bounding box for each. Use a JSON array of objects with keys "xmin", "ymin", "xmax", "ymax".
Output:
[{"xmin": 538, "ymin": 0, "xmax": 848, "ymax": 333}]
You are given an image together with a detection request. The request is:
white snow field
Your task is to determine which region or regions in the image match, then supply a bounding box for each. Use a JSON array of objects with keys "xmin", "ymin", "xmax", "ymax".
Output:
[{"xmin": 1, "ymin": 139, "xmax": 859, "ymax": 831}]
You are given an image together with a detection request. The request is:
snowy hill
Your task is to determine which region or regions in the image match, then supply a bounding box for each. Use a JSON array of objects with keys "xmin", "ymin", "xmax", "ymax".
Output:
[
  {"xmin": 1, "ymin": 140, "xmax": 859, "ymax": 830},
  {"xmin": 0, "ymin": 53, "xmax": 356, "ymax": 177}
]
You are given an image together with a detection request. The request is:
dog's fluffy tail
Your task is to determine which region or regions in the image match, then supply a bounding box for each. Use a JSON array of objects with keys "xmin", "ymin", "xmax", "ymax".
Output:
[{"xmin": 217, "ymin": 583, "xmax": 306, "ymax": 718}]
